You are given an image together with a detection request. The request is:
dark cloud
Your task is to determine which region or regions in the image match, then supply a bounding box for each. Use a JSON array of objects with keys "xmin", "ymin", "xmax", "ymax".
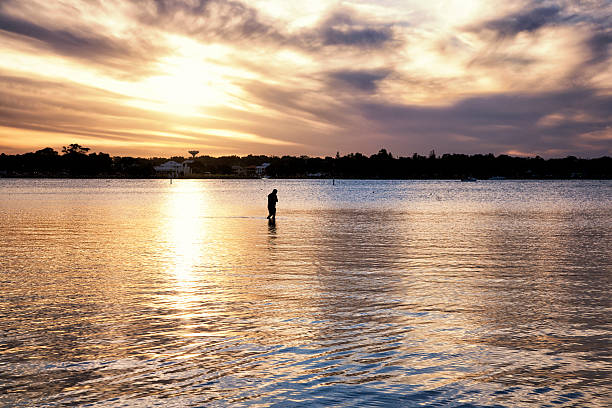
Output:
[
  {"xmin": 314, "ymin": 10, "xmax": 394, "ymax": 49},
  {"xmin": 0, "ymin": 13, "xmax": 113, "ymax": 57},
  {"xmin": 352, "ymin": 89, "xmax": 612, "ymax": 157},
  {"xmin": 135, "ymin": 2, "xmax": 396, "ymax": 52},
  {"xmin": 236, "ymin": 75, "xmax": 612, "ymax": 157},
  {"xmin": 0, "ymin": 7, "xmax": 165, "ymax": 77},
  {"xmin": 480, "ymin": 6, "xmax": 563, "ymax": 37},
  {"xmin": 322, "ymin": 26, "xmax": 392, "ymax": 47},
  {"xmin": 239, "ymin": 79, "xmax": 350, "ymax": 126},
  {"xmin": 328, "ymin": 70, "xmax": 390, "ymax": 92},
  {"xmin": 467, "ymin": 2, "xmax": 611, "ymax": 83},
  {"xmin": 136, "ymin": 0, "xmax": 282, "ymax": 42},
  {"xmin": 586, "ymin": 30, "xmax": 612, "ymax": 65},
  {"xmin": 149, "ymin": 0, "xmax": 209, "ymax": 15}
]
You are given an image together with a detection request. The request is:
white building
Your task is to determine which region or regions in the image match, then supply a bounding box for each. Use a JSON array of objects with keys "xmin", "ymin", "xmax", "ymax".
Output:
[
  {"xmin": 256, "ymin": 162, "xmax": 270, "ymax": 176},
  {"xmin": 154, "ymin": 160, "xmax": 192, "ymax": 177}
]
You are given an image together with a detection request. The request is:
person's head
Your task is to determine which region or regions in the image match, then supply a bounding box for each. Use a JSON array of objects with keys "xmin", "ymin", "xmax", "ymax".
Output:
[{"xmin": 272, "ymin": 189, "xmax": 277, "ymax": 194}]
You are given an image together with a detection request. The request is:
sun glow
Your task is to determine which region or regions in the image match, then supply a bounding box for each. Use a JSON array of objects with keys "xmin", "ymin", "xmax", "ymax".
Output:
[
  {"xmin": 174, "ymin": 126, "xmax": 299, "ymax": 146},
  {"xmin": 123, "ymin": 37, "xmax": 249, "ymax": 116},
  {"xmin": 2, "ymin": 33, "xmax": 248, "ymax": 118}
]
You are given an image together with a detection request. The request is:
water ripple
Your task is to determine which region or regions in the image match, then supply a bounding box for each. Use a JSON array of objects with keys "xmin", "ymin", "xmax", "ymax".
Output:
[{"xmin": 0, "ymin": 179, "xmax": 610, "ymax": 406}]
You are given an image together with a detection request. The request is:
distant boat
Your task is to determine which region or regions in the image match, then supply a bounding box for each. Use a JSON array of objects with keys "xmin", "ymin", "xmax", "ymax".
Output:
[
  {"xmin": 461, "ymin": 177, "xmax": 477, "ymax": 182},
  {"xmin": 489, "ymin": 176, "xmax": 506, "ymax": 180},
  {"xmin": 261, "ymin": 176, "xmax": 271, "ymax": 179}
]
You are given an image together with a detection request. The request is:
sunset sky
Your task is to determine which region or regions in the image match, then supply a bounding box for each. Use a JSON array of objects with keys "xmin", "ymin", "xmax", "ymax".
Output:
[{"xmin": 0, "ymin": 0, "xmax": 610, "ymax": 157}]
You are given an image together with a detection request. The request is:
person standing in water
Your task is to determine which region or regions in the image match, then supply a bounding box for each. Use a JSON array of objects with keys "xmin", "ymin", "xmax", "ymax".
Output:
[{"xmin": 267, "ymin": 189, "xmax": 278, "ymax": 220}]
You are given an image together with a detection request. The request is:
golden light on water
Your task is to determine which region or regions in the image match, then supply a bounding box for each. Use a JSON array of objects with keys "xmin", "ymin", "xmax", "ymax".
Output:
[
  {"xmin": 162, "ymin": 181, "xmax": 209, "ymax": 319},
  {"xmin": 1, "ymin": 179, "xmax": 610, "ymax": 405}
]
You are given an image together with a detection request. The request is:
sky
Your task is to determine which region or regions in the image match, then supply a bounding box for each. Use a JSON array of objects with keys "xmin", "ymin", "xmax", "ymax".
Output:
[{"xmin": 0, "ymin": 0, "xmax": 610, "ymax": 158}]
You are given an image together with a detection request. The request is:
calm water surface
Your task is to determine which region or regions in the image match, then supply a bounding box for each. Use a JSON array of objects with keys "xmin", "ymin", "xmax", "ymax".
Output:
[{"xmin": 1, "ymin": 179, "xmax": 611, "ymax": 407}]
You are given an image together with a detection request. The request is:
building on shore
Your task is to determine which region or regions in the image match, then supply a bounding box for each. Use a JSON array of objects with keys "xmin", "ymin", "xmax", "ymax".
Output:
[
  {"xmin": 154, "ymin": 160, "xmax": 192, "ymax": 177},
  {"xmin": 232, "ymin": 162, "xmax": 270, "ymax": 177},
  {"xmin": 256, "ymin": 163, "xmax": 270, "ymax": 176}
]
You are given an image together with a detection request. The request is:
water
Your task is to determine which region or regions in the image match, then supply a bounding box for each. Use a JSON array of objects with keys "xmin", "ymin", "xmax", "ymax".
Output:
[{"xmin": 1, "ymin": 179, "xmax": 610, "ymax": 407}]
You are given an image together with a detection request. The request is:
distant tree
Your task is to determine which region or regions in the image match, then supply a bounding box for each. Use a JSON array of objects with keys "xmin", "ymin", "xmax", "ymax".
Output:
[
  {"xmin": 36, "ymin": 147, "xmax": 59, "ymax": 157},
  {"xmin": 1, "ymin": 145, "xmax": 610, "ymax": 179},
  {"xmin": 87, "ymin": 152, "xmax": 112, "ymax": 174},
  {"xmin": 372, "ymin": 148, "xmax": 392, "ymax": 160},
  {"xmin": 112, "ymin": 156, "xmax": 155, "ymax": 177},
  {"xmin": 32, "ymin": 147, "xmax": 61, "ymax": 174},
  {"xmin": 62, "ymin": 144, "xmax": 90, "ymax": 155}
]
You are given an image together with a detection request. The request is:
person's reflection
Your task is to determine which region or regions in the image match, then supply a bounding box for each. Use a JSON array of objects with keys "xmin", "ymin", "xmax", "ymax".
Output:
[
  {"xmin": 268, "ymin": 217, "xmax": 276, "ymax": 233},
  {"xmin": 267, "ymin": 218, "xmax": 277, "ymax": 254}
]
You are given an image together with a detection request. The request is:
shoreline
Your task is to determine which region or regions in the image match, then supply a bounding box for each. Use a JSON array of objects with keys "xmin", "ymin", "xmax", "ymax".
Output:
[{"xmin": 1, "ymin": 176, "xmax": 611, "ymax": 181}]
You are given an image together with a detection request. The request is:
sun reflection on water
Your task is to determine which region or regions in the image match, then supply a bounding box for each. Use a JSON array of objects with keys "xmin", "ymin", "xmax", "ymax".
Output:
[{"xmin": 161, "ymin": 181, "xmax": 209, "ymax": 322}]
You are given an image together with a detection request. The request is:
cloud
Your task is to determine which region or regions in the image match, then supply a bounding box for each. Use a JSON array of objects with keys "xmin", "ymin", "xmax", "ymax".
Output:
[
  {"xmin": 586, "ymin": 30, "xmax": 612, "ymax": 65},
  {"xmin": 135, "ymin": 0, "xmax": 282, "ymax": 43},
  {"xmin": 0, "ymin": 72, "xmax": 317, "ymax": 155},
  {"xmin": 0, "ymin": 0, "xmax": 610, "ymax": 158},
  {"xmin": 300, "ymin": 9, "xmax": 396, "ymax": 51},
  {"xmin": 478, "ymin": 2, "xmax": 612, "ymax": 79},
  {"xmin": 133, "ymin": 1, "xmax": 397, "ymax": 54},
  {"xmin": 349, "ymin": 89, "xmax": 612, "ymax": 157},
  {"xmin": 0, "ymin": 13, "xmax": 119, "ymax": 58},
  {"xmin": 0, "ymin": 2, "xmax": 166, "ymax": 78},
  {"xmin": 460, "ymin": 2, "xmax": 611, "ymax": 94},
  {"xmin": 579, "ymin": 127, "xmax": 612, "ymax": 141},
  {"xmin": 328, "ymin": 69, "xmax": 391, "ymax": 92},
  {"xmin": 322, "ymin": 26, "xmax": 391, "ymax": 47},
  {"xmin": 482, "ymin": 6, "xmax": 563, "ymax": 37}
]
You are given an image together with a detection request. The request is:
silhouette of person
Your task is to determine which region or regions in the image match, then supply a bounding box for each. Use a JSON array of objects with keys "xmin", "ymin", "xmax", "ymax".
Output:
[{"xmin": 267, "ymin": 189, "xmax": 278, "ymax": 220}]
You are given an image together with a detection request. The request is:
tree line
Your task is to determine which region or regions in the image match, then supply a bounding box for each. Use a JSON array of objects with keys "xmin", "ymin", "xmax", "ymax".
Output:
[{"xmin": 1, "ymin": 145, "xmax": 610, "ymax": 179}]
